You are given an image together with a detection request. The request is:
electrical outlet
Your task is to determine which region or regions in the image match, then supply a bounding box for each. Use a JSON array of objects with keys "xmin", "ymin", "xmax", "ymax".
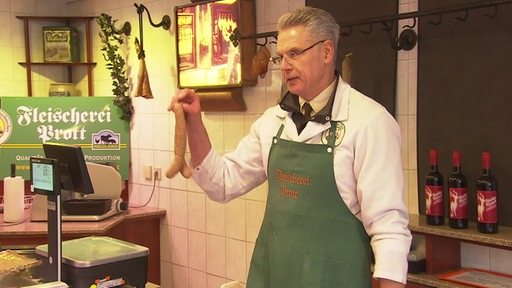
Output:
[
  {"xmin": 143, "ymin": 165, "xmax": 153, "ymax": 180},
  {"xmin": 154, "ymin": 167, "xmax": 162, "ymax": 180}
]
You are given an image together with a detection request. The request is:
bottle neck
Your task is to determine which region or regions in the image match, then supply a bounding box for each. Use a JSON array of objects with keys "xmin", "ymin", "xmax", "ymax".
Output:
[
  {"xmin": 482, "ymin": 168, "xmax": 491, "ymax": 176},
  {"xmin": 429, "ymin": 164, "xmax": 438, "ymax": 172},
  {"xmin": 453, "ymin": 165, "xmax": 461, "ymax": 174}
]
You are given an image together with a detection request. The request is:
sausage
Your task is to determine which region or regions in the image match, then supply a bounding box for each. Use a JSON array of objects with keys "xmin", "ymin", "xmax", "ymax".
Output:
[
  {"xmin": 341, "ymin": 52, "xmax": 353, "ymax": 85},
  {"xmin": 166, "ymin": 103, "xmax": 192, "ymax": 178}
]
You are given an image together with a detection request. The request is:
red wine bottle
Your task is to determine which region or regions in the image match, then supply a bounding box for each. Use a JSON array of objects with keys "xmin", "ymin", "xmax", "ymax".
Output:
[
  {"xmin": 425, "ymin": 149, "xmax": 444, "ymax": 225},
  {"xmin": 476, "ymin": 152, "xmax": 498, "ymax": 234},
  {"xmin": 448, "ymin": 150, "xmax": 468, "ymax": 229}
]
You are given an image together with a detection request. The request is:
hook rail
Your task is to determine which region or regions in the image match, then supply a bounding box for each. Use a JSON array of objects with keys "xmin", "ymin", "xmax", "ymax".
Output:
[{"xmin": 230, "ymin": 0, "xmax": 512, "ymax": 51}]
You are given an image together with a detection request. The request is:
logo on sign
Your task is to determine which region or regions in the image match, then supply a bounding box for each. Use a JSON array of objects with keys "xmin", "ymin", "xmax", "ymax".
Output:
[
  {"xmin": 0, "ymin": 109, "xmax": 13, "ymax": 144},
  {"xmin": 92, "ymin": 129, "xmax": 121, "ymax": 150}
]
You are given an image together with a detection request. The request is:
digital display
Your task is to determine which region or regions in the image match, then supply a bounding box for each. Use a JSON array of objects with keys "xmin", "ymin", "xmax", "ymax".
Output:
[
  {"xmin": 32, "ymin": 162, "xmax": 54, "ymax": 191},
  {"xmin": 30, "ymin": 157, "xmax": 59, "ymax": 195}
]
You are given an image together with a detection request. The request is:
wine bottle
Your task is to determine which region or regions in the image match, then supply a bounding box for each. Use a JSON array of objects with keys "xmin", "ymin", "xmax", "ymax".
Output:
[
  {"xmin": 425, "ymin": 149, "xmax": 444, "ymax": 225},
  {"xmin": 476, "ymin": 152, "xmax": 498, "ymax": 234},
  {"xmin": 448, "ymin": 150, "xmax": 468, "ymax": 229}
]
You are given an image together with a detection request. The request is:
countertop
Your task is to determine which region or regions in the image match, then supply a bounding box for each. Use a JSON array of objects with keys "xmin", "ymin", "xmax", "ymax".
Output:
[
  {"xmin": 0, "ymin": 206, "xmax": 165, "ymax": 237},
  {"xmin": 409, "ymin": 213, "xmax": 512, "ymax": 249}
]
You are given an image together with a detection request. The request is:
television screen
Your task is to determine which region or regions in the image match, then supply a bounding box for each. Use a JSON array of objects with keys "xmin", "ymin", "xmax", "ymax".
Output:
[
  {"xmin": 176, "ymin": 0, "xmax": 242, "ymax": 88},
  {"xmin": 42, "ymin": 142, "xmax": 94, "ymax": 195}
]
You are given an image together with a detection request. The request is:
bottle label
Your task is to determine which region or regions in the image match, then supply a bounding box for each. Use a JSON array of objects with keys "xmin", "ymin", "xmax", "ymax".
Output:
[
  {"xmin": 426, "ymin": 185, "xmax": 444, "ymax": 216},
  {"xmin": 477, "ymin": 190, "xmax": 497, "ymax": 223},
  {"xmin": 449, "ymin": 188, "xmax": 468, "ymax": 219}
]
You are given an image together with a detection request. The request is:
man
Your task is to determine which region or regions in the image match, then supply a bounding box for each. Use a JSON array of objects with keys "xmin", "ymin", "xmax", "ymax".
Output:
[{"xmin": 169, "ymin": 6, "xmax": 411, "ymax": 288}]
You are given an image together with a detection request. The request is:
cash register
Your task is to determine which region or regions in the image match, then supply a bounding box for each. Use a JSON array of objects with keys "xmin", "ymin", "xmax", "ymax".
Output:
[{"xmin": 30, "ymin": 143, "xmax": 127, "ymax": 222}]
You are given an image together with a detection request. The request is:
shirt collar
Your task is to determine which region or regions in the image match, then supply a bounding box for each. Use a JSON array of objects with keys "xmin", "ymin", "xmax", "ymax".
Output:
[{"xmin": 279, "ymin": 72, "xmax": 339, "ymax": 124}]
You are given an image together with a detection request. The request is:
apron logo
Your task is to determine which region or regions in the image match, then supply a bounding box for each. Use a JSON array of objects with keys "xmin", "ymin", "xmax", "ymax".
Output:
[
  {"xmin": 321, "ymin": 122, "xmax": 345, "ymax": 146},
  {"xmin": 275, "ymin": 169, "xmax": 311, "ymax": 200}
]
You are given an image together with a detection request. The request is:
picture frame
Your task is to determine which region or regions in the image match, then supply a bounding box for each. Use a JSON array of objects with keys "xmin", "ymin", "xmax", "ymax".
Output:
[{"xmin": 175, "ymin": 0, "xmax": 256, "ymax": 111}]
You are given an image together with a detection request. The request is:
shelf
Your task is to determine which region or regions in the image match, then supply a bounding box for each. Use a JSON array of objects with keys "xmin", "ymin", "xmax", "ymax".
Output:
[
  {"xmin": 17, "ymin": 15, "xmax": 96, "ymax": 96},
  {"xmin": 406, "ymin": 214, "xmax": 512, "ymax": 287},
  {"xmin": 409, "ymin": 214, "xmax": 512, "ymax": 250},
  {"xmin": 16, "ymin": 16, "xmax": 96, "ymax": 20},
  {"xmin": 408, "ymin": 272, "xmax": 474, "ymax": 288},
  {"xmin": 19, "ymin": 62, "xmax": 97, "ymax": 66}
]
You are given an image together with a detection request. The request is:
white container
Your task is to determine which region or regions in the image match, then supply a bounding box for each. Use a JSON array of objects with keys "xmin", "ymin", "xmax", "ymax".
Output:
[
  {"xmin": 49, "ymin": 82, "xmax": 76, "ymax": 96},
  {"xmin": 3, "ymin": 175, "xmax": 25, "ymax": 223}
]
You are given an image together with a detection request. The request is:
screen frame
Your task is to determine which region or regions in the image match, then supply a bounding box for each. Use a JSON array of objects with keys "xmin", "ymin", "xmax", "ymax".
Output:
[
  {"xmin": 42, "ymin": 142, "xmax": 94, "ymax": 195},
  {"xmin": 30, "ymin": 157, "xmax": 61, "ymax": 196}
]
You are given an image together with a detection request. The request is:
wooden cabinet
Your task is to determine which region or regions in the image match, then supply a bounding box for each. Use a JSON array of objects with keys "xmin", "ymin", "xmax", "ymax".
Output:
[
  {"xmin": 406, "ymin": 214, "xmax": 512, "ymax": 287},
  {"xmin": 17, "ymin": 16, "xmax": 96, "ymax": 96}
]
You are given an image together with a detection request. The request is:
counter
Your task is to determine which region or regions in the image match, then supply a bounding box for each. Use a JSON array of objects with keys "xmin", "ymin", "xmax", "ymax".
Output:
[{"xmin": 0, "ymin": 207, "xmax": 165, "ymax": 285}]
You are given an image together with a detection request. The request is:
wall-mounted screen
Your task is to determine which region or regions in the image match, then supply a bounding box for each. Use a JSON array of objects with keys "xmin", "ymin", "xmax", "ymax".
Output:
[{"xmin": 176, "ymin": 0, "xmax": 242, "ymax": 89}]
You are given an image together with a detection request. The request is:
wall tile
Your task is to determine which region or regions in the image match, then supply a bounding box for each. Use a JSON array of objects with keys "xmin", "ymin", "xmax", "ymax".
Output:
[
  {"xmin": 461, "ymin": 242, "xmax": 490, "ymax": 270},
  {"xmin": 171, "ymin": 264, "xmax": 188, "ymax": 288},
  {"xmin": 207, "ymin": 234, "xmax": 226, "ymax": 277},
  {"xmin": 189, "ymin": 269, "xmax": 207, "ymax": 288},
  {"xmin": 171, "ymin": 226, "xmax": 189, "ymax": 266},
  {"xmin": 490, "ymin": 247, "xmax": 512, "ymax": 275},
  {"xmin": 188, "ymin": 192, "xmax": 206, "ymax": 232},
  {"xmin": 189, "ymin": 230, "xmax": 207, "ymax": 271},
  {"xmin": 206, "ymin": 198, "xmax": 226, "ymax": 236},
  {"xmin": 226, "ymin": 238, "xmax": 248, "ymax": 281},
  {"xmin": 226, "ymin": 198, "xmax": 246, "ymax": 241},
  {"xmin": 171, "ymin": 189, "xmax": 188, "ymax": 228}
]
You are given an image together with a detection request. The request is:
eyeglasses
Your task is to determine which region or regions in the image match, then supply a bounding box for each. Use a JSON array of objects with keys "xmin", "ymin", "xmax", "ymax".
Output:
[{"xmin": 269, "ymin": 40, "xmax": 327, "ymax": 66}]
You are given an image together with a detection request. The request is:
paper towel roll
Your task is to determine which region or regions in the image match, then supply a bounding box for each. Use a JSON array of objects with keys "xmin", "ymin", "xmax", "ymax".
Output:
[{"xmin": 3, "ymin": 176, "xmax": 25, "ymax": 223}]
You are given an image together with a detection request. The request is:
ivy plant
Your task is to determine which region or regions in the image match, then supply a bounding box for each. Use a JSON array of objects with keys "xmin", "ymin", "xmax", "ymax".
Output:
[{"xmin": 96, "ymin": 13, "xmax": 133, "ymax": 121}]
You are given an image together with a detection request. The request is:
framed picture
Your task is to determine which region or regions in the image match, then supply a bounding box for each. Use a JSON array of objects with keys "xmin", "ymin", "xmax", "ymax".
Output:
[{"xmin": 175, "ymin": 0, "xmax": 256, "ymax": 110}]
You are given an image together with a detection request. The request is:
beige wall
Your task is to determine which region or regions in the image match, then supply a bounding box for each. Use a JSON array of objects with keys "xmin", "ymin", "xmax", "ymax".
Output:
[{"xmin": 2, "ymin": 0, "xmax": 511, "ymax": 287}]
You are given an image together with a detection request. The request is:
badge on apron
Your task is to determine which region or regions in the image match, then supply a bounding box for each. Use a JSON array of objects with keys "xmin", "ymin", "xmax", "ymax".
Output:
[{"xmin": 322, "ymin": 121, "xmax": 345, "ymax": 147}]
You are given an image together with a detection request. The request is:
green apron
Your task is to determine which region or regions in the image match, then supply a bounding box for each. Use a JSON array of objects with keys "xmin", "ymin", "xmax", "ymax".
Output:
[{"xmin": 247, "ymin": 123, "xmax": 373, "ymax": 287}]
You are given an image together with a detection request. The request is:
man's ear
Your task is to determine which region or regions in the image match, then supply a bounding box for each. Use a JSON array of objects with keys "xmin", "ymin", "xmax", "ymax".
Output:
[{"xmin": 323, "ymin": 40, "xmax": 336, "ymax": 63}]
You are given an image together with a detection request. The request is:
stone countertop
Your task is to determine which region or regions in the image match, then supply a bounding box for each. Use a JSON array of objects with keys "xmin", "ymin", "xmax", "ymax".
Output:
[
  {"xmin": 408, "ymin": 272, "xmax": 473, "ymax": 288},
  {"xmin": 0, "ymin": 206, "xmax": 166, "ymax": 236}
]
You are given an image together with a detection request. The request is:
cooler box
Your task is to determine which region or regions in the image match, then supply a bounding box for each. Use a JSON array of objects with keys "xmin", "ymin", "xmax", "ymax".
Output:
[{"xmin": 36, "ymin": 236, "xmax": 148, "ymax": 288}]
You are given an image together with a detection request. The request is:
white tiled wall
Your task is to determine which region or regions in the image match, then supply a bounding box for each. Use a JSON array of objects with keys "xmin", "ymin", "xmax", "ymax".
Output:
[{"xmin": 2, "ymin": 0, "xmax": 512, "ymax": 286}]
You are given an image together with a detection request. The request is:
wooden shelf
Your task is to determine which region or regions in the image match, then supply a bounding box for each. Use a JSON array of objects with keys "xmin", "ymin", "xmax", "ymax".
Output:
[
  {"xmin": 405, "ymin": 214, "xmax": 512, "ymax": 287},
  {"xmin": 19, "ymin": 62, "xmax": 97, "ymax": 66},
  {"xmin": 409, "ymin": 214, "xmax": 512, "ymax": 250},
  {"xmin": 16, "ymin": 15, "xmax": 96, "ymax": 96}
]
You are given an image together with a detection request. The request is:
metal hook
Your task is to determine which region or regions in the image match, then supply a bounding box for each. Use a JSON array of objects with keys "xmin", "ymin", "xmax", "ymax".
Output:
[
  {"xmin": 256, "ymin": 37, "xmax": 268, "ymax": 46},
  {"xmin": 403, "ymin": 17, "xmax": 416, "ymax": 29},
  {"xmin": 134, "ymin": 3, "xmax": 171, "ymax": 58},
  {"xmin": 397, "ymin": 28, "xmax": 417, "ymax": 51},
  {"xmin": 112, "ymin": 21, "xmax": 132, "ymax": 36},
  {"xmin": 428, "ymin": 14, "xmax": 442, "ymax": 25},
  {"xmin": 134, "ymin": 3, "xmax": 171, "ymax": 30},
  {"xmin": 484, "ymin": 5, "xmax": 498, "ymax": 18},
  {"xmin": 453, "ymin": 9, "xmax": 469, "ymax": 22}
]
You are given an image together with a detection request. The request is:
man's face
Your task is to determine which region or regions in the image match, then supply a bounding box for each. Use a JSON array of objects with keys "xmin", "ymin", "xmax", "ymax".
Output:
[{"xmin": 275, "ymin": 26, "xmax": 334, "ymax": 101}]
